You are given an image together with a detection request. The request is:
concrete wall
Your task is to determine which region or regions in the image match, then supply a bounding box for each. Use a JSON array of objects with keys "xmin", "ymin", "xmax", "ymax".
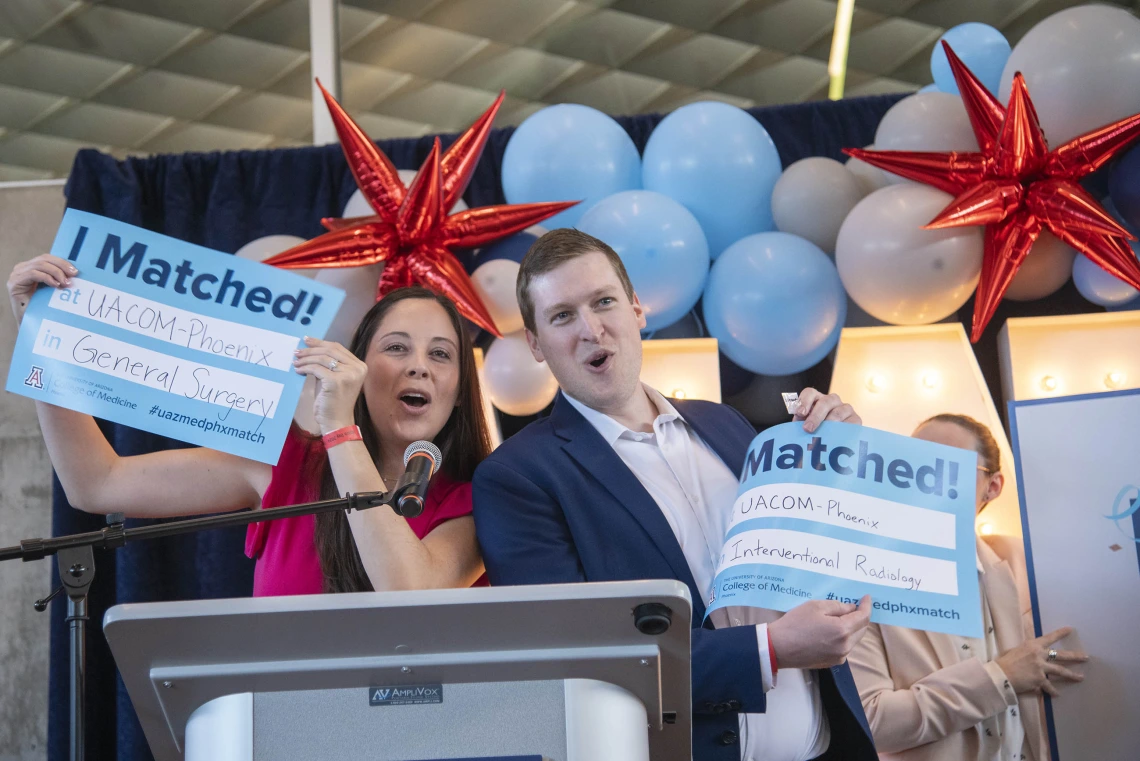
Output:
[{"xmin": 0, "ymin": 181, "xmax": 66, "ymax": 761}]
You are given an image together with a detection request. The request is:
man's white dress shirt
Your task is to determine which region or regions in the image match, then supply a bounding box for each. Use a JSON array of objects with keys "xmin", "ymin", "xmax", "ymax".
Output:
[{"xmin": 565, "ymin": 387, "xmax": 830, "ymax": 761}]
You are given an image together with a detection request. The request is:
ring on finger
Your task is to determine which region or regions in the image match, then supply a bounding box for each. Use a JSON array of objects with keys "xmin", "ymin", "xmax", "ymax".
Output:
[
  {"xmin": 1047, "ymin": 649, "xmax": 1058, "ymax": 662},
  {"xmin": 328, "ymin": 358, "xmax": 339, "ymax": 372}
]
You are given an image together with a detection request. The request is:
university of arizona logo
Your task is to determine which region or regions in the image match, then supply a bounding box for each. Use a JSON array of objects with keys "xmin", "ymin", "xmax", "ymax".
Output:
[
  {"xmin": 23, "ymin": 365, "xmax": 44, "ymax": 390},
  {"xmin": 1106, "ymin": 485, "xmax": 1140, "ymax": 544}
]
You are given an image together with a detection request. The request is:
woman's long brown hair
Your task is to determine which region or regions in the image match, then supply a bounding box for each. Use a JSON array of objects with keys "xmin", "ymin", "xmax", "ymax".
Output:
[{"xmin": 309, "ymin": 286, "xmax": 493, "ymax": 593}]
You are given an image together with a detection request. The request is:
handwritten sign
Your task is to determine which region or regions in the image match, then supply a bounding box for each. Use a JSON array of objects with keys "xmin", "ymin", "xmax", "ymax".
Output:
[
  {"xmin": 707, "ymin": 422, "xmax": 982, "ymax": 637},
  {"xmin": 6, "ymin": 209, "xmax": 344, "ymax": 464}
]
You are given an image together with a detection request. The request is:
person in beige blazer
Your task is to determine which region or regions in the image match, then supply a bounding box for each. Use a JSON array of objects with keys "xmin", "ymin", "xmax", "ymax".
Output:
[{"xmin": 849, "ymin": 414, "xmax": 1088, "ymax": 761}]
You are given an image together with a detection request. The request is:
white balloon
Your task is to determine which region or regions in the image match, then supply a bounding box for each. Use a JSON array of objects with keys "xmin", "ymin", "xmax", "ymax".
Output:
[
  {"xmin": 483, "ymin": 332, "xmax": 559, "ymax": 416},
  {"xmin": 999, "ymin": 5, "xmax": 1140, "ymax": 144},
  {"xmin": 772, "ymin": 157, "xmax": 866, "ymax": 253},
  {"xmin": 343, "ymin": 169, "xmax": 468, "ymax": 219},
  {"xmin": 874, "ymin": 93, "xmax": 978, "ymax": 184},
  {"xmin": 845, "ymin": 145, "xmax": 890, "ymax": 196},
  {"xmin": 314, "ymin": 263, "xmax": 384, "ymax": 346},
  {"xmin": 836, "ymin": 184, "xmax": 983, "ymax": 325},
  {"xmin": 471, "ymin": 259, "xmax": 523, "ymax": 335},
  {"xmin": 1004, "ymin": 231, "xmax": 1075, "ymax": 301}
]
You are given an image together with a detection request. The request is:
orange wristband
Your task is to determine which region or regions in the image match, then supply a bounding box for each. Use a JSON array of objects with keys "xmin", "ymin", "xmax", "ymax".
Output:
[
  {"xmin": 767, "ymin": 628, "xmax": 779, "ymax": 675},
  {"xmin": 322, "ymin": 425, "xmax": 362, "ymax": 449}
]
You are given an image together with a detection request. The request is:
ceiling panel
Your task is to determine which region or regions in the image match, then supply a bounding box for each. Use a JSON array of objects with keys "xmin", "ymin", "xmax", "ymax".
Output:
[
  {"xmin": 94, "ymin": 69, "xmax": 237, "ymax": 120},
  {"xmin": 0, "ymin": 84, "xmax": 67, "ymax": 130},
  {"xmin": 370, "ymin": 79, "xmax": 504, "ymax": 131},
  {"xmin": 0, "ymin": 0, "xmax": 1133, "ymax": 180},
  {"xmin": 230, "ymin": 0, "xmax": 387, "ymax": 50},
  {"xmin": 542, "ymin": 9, "xmax": 671, "ymax": 68},
  {"xmin": 0, "ymin": 131, "xmax": 105, "ymax": 173},
  {"xmin": 421, "ymin": 0, "xmax": 575, "ymax": 46},
  {"xmin": 160, "ymin": 34, "xmax": 306, "ymax": 89},
  {"xmin": 627, "ymin": 30, "xmax": 757, "ymax": 89},
  {"xmin": 0, "ymin": 1, "xmax": 80, "ymax": 40},
  {"xmin": 98, "ymin": 0, "xmax": 275, "ymax": 31},
  {"xmin": 715, "ymin": 0, "xmax": 839, "ymax": 54},
  {"xmin": 611, "ymin": 0, "xmax": 751, "ymax": 33},
  {"xmin": 345, "ymin": 20, "xmax": 488, "ymax": 78},
  {"xmin": 720, "ymin": 54, "xmax": 830, "ymax": 104},
  {"xmin": 544, "ymin": 68, "xmax": 672, "ymax": 115},
  {"xmin": 204, "ymin": 91, "xmax": 314, "ymax": 141},
  {"xmin": 140, "ymin": 122, "xmax": 273, "ymax": 154},
  {"xmin": 446, "ymin": 44, "xmax": 582, "ymax": 100},
  {"xmin": 35, "ymin": 4, "xmax": 200, "ymax": 66},
  {"xmin": 0, "ymin": 43, "xmax": 129, "ymax": 98},
  {"xmin": 35, "ymin": 102, "xmax": 171, "ymax": 146},
  {"xmin": 847, "ymin": 17, "xmax": 942, "ymax": 76}
]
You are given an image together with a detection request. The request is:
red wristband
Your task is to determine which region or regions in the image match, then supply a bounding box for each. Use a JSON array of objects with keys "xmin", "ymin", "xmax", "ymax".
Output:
[
  {"xmin": 766, "ymin": 628, "xmax": 779, "ymax": 675},
  {"xmin": 322, "ymin": 424, "xmax": 362, "ymax": 449}
]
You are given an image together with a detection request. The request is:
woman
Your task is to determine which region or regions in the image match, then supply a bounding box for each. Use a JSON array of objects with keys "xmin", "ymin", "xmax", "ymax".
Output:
[
  {"xmin": 7, "ymin": 253, "xmax": 492, "ymax": 595},
  {"xmin": 849, "ymin": 414, "xmax": 1087, "ymax": 761}
]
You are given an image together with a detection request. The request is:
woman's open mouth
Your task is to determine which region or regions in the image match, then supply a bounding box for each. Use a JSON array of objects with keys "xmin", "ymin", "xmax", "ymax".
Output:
[{"xmin": 397, "ymin": 390, "xmax": 432, "ymax": 414}]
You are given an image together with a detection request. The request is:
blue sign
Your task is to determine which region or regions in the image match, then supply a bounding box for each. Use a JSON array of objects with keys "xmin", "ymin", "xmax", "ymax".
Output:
[
  {"xmin": 6, "ymin": 209, "xmax": 344, "ymax": 464},
  {"xmin": 707, "ymin": 422, "xmax": 983, "ymax": 638}
]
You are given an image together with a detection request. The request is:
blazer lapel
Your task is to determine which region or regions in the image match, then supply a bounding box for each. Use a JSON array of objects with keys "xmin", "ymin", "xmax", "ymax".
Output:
[
  {"xmin": 675, "ymin": 399, "xmax": 750, "ymax": 477},
  {"xmin": 550, "ymin": 395, "xmax": 705, "ymax": 616}
]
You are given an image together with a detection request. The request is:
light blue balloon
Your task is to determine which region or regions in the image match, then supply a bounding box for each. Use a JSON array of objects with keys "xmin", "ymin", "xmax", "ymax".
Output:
[
  {"xmin": 1073, "ymin": 251, "xmax": 1140, "ymax": 306},
  {"xmin": 501, "ymin": 104, "xmax": 641, "ymax": 229},
  {"xmin": 577, "ymin": 190, "xmax": 710, "ymax": 332},
  {"xmin": 703, "ymin": 232, "xmax": 846, "ymax": 375},
  {"xmin": 931, "ymin": 23, "xmax": 1011, "ymax": 96},
  {"xmin": 643, "ymin": 101, "xmax": 782, "ymax": 259}
]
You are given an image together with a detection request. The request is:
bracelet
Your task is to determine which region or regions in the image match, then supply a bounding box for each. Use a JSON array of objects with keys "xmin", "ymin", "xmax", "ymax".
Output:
[
  {"xmin": 322, "ymin": 424, "xmax": 362, "ymax": 449},
  {"xmin": 766, "ymin": 628, "xmax": 779, "ymax": 676}
]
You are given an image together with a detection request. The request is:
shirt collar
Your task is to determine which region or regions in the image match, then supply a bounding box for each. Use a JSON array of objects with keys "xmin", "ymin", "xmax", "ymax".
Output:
[{"xmin": 563, "ymin": 384, "xmax": 685, "ymax": 445}]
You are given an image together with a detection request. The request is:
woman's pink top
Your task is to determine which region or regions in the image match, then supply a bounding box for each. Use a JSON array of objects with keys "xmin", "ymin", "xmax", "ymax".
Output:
[{"xmin": 245, "ymin": 426, "xmax": 478, "ymax": 597}]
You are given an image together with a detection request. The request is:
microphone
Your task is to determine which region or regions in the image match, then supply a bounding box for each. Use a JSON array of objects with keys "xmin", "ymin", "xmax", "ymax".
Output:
[{"xmin": 392, "ymin": 441, "xmax": 443, "ymax": 518}]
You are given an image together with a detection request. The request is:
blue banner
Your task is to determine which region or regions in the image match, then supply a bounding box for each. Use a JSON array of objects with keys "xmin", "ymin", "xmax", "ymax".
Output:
[
  {"xmin": 707, "ymin": 421, "xmax": 982, "ymax": 637},
  {"xmin": 6, "ymin": 209, "xmax": 344, "ymax": 464}
]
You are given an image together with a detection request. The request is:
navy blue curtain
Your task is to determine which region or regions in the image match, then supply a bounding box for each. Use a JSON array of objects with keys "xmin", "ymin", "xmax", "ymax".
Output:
[{"xmin": 49, "ymin": 92, "xmax": 1098, "ymax": 760}]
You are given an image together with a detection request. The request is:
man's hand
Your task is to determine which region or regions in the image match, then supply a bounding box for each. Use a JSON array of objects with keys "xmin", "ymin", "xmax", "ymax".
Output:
[
  {"xmin": 794, "ymin": 388, "xmax": 860, "ymax": 433},
  {"xmin": 768, "ymin": 596, "xmax": 872, "ymax": 669},
  {"xmin": 995, "ymin": 626, "xmax": 1087, "ymax": 697}
]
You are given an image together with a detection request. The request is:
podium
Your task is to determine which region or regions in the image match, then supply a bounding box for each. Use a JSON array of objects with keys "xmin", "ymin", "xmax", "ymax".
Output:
[{"xmin": 104, "ymin": 580, "xmax": 692, "ymax": 761}]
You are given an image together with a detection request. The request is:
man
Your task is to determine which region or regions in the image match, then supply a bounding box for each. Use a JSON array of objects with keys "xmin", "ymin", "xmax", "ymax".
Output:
[{"xmin": 473, "ymin": 228, "xmax": 878, "ymax": 761}]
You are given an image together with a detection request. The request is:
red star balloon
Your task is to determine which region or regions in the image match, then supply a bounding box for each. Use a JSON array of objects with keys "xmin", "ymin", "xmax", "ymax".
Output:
[
  {"xmin": 265, "ymin": 81, "xmax": 578, "ymax": 337},
  {"xmin": 845, "ymin": 42, "xmax": 1140, "ymax": 341}
]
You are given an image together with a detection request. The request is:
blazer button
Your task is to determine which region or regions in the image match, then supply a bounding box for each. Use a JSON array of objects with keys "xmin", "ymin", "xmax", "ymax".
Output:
[
  {"xmin": 718, "ymin": 730, "xmax": 739, "ymax": 746},
  {"xmin": 725, "ymin": 699, "xmax": 741, "ymax": 710}
]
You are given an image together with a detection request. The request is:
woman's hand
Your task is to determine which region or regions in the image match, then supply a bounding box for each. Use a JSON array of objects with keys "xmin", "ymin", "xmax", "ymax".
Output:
[
  {"xmin": 292, "ymin": 337, "xmax": 367, "ymax": 434},
  {"xmin": 995, "ymin": 626, "xmax": 1087, "ymax": 697},
  {"xmin": 8, "ymin": 254, "xmax": 77, "ymax": 325}
]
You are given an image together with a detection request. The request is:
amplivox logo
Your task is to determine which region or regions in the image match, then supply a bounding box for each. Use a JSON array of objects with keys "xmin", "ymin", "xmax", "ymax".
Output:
[{"xmin": 368, "ymin": 683, "xmax": 443, "ymax": 707}]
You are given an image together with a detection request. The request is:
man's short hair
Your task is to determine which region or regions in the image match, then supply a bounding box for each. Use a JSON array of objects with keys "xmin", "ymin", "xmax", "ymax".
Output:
[{"xmin": 516, "ymin": 228, "xmax": 635, "ymax": 333}]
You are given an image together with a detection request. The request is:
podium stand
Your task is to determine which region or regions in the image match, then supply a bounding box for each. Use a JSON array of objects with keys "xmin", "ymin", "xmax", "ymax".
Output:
[{"xmin": 104, "ymin": 580, "xmax": 692, "ymax": 761}]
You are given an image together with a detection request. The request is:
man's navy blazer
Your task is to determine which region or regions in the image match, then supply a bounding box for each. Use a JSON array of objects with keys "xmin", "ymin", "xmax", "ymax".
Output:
[{"xmin": 472, "ymin": 393, "xmax": 877, "ymax": 761}]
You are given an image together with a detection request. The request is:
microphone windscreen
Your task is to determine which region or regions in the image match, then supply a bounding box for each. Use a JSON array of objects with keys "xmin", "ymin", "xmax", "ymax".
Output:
[{"xmin": 403, "ymin": 440, "xmax": 443, "ymax": 470}]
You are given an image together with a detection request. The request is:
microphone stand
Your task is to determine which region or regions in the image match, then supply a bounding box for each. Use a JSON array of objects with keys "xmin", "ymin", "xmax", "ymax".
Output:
[{"xmin": 0, "ymin": 490, "xmax": 397, "ymax": 761}]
